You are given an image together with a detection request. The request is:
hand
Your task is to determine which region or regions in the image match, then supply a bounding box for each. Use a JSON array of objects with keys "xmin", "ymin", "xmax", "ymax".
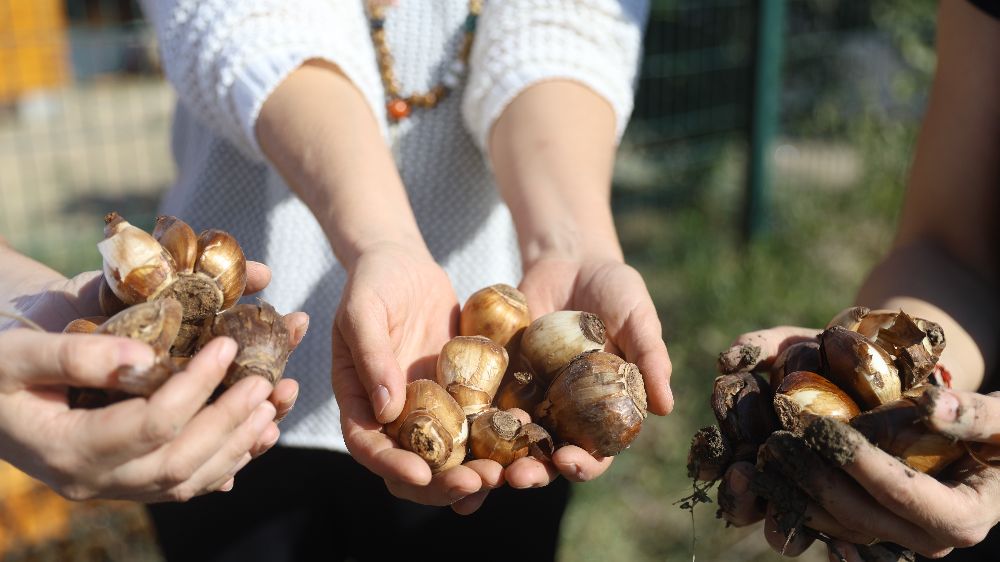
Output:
[
  {"xmin": 509, "ymin": 256, "xmax": 674, "ymax": 487},
  {"xmin": 0, "ymin": 262, "xmax": 309, "ymax": 501},
  {"xmin": 717, "ymin": 327, "xmax": 1000, "ymax": 559},
  {"xmin": 331, "ymin": 243, "xmax": 504, "ymax": 514}
]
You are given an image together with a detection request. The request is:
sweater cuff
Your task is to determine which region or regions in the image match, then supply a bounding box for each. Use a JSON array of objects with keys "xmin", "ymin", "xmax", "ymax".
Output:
[
  {"xmin": 229, "ymin": 46, "xmax": 387, "ymax": 160},
  {"xmin": 462, "ymin": 0, "xmax": 646, "ymax": 153}
]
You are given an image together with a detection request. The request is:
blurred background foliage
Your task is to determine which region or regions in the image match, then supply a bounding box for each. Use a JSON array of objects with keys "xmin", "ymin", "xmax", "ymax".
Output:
[{"xmin": 0, "ymin": 0, "xmax": 938, "ymax": 560}]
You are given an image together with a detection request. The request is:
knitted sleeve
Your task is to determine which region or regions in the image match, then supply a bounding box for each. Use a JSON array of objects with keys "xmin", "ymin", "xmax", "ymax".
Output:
[
  {"xmin": 139, "ymin": 0, "xmax": 386, "ymax": 160},
  {"xmin": 462, "ymin": 0, "xmax": 649, "ymax": 152}
]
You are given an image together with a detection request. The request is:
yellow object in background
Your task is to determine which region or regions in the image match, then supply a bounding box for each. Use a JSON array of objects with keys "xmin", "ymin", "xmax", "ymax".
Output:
[
  {"xmin": 0, "ymin": 0, "xmax": 70, "ymax": 103},
  {"xmin": 0, "ymin": 462, "xmax": 71, "ymax": 554}
]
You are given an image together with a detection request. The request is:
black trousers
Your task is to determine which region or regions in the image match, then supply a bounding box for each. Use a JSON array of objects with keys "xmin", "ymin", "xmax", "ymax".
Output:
[{"xmin": 147, "ymin": 446, "xmax": 571, "ymax": 562}]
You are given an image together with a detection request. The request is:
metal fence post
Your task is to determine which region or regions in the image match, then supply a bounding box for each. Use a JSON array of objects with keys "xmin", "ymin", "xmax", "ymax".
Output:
[{"xmin": 744, "ymin": 0, "xmax": 785, "ymax": 241}]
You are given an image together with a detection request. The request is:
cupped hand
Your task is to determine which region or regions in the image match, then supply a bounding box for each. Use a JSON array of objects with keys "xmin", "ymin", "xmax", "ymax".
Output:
[
  {"xmin": 331, "ymin": 243, "xmax": 504, "ymax": 512},
  {"xmin": 0, "ymin": 262, "xmax": 309, "ymax": 500},
  {"xmin": 0, "ymin": 333, "xmax": 275, "ymax": 502},
  {"xmin": 716, "ymin": 326, "xmax": 1000, "ymax": 559},
  {"xmin": 507, "ymin": 256, "xmax": 674, "ymax": 488}
]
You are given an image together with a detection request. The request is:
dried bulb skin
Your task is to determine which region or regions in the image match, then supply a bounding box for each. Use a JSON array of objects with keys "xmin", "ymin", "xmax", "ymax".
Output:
[
  {"xmin": 98, "ymin": 277, "xmax": 128, "ymax": 317},
  {"xmin": 820, "ymin": 326, "xmax": 901, "ymax": 410},
  {"xmin": 436, "ymin": 335, "xmax": 509, "ymax": 416},
  {"xmin": 153, "ymin": 215, "xmax": 198, "ymax": 274},
  {"xmin": 850, "ymin": 397, "xmax": 964, "ymax": 476},
  {"xmin": 520, "ymin": 311, "xmax": 606, "ymax": 384},
  {"xmin": 773, "ymin": 371, "xmax": 861, "ymax": 433},
  {"xmin": 98, "ymin": 212, "xmax": 178, "ymax": 305},
  {"xmin": 195, "ymin": 229, "xmax": 247, "ymax": 311},
  {"xmin": 855, "ymin": 309, "xmax": 902, "ymax": 340},
  {"xmin": 771, "ymin": 341, "xmax": 821, "ymax": 388},
  {"xmin": 469, "ymin": 408, "xmax": 528, "ymax": 466},
  {"xmin": 826, "ymin": 306, "xmax": 871, "ymax": 332},
  {"xmin": 536, "ymin": 351, "xmax": 647, "ymax": 457},
  {"xmin": 63, "ymin": 316, "xmax": 108, "ymax": 334},
  {"xmin": 494, "ymin": 371, "xmax": 545, "ymax": 413},
  {"xmin": 98, "ymin": 298, "xmax": 183, "ymax": 358},
  {"xmin": 78, "ymin": 300, "xmax": 185, "ymax": 400},
  {"xmin": 460, "ymin": 284, "xmax": 531, "ymax": 348},
  {"xmin": 874, "ymin": 311, "xmax": 940, "ymax": 390},
  {"xmin": 711, "ymin": 372, "xmax": 779, "ymax": 462},
  {"xmin": 517, "ymin": 423, "xmax": 554, "ymax": 462},
  {"xmin": 687, "ymin": 424, "xmax": 733, "ymax": 481},
  {"xmin": 385, "ymin": 380, "xmax": 469, "ymax": 473},
  {"xmin": 201, "ymin": 301, "xmax": 291, "ymax": 388}
]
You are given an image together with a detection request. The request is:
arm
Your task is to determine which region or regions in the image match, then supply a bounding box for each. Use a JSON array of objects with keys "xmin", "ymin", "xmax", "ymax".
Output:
[
  {"xmin": 143, "ymin": 0, "xmax": 508, "ymax": 508},
  {"xmin": 721, "ymin": 3, "xmax": 1000, "ymax": 557},
  {"xmin": 856, "ymin": 0, "xmax": 1000, "ymax": 391},
  {"xmin": 465, "ymin": 0, "xmax": 671, "ymax": 484},
  {"xmin": 0, "ymin": 247, "xmax": 303, "ymax": 502}
]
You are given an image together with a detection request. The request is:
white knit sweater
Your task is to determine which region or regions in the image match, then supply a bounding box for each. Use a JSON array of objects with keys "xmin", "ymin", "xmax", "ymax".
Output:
[{"xmin": 140, "ymin": 0, "xmax": 647, "ymax": 452}]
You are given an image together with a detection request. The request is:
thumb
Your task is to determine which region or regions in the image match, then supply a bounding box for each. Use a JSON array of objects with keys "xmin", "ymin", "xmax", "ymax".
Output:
[
  {"xmin": 0, "ymin": 329, "xmax": 156, "ymax": 390},
  {"xmin": 719, "ymin": 326, "xmax": 820, "ymax": 374},
  {"xmin": 335, "ymin": 298, "xmax": 407, "ymax": 424},
  {"xmin": 920, "ymin": 387, "xmax": 1000, "ymax": 443}
]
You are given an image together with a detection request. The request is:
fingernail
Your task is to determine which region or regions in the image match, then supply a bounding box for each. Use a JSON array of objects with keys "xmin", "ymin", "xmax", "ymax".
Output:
[
  {"xmin": 216, "ymin": 337, "xmax": 238, "ymax": 367},
  {"xmin": 252, "ymin": 402, "xmax": 276, "ymax": 433},
  {"xmin": 448, "ymin": 487, "xmax": 470, "ymax": 502},
  {"xmin": 117, "ymin": 341, "xmax": 156, "ymax": 371},
  {"xmin": 372, "ymin": 385, "xmax": 391, "ymax": 419},
  {"xmin": 295, "ymin": 318, "xmax": 310, "ymax": 341},
  {"xmin": 247, "ymin": 378, "xmax": 273, "ymax": 409},
  {"xmin": 220, "ymin": 478, "xmax": 235, "ymax": 492},
  {"xmin": 728, "ymin": 466, "xmax": 750, "ymax": 495}
]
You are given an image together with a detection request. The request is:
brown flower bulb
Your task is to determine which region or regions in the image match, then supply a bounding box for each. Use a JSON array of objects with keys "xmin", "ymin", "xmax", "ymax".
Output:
[{"xmin": 385, "ymin": 380, "xmax": 469, "ymax": 473}]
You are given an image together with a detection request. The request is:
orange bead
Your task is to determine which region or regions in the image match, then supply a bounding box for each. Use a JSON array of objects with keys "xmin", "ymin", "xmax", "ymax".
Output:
[{"xmin": 387, "ymin": 98, "xmax": 411, "ymax": 121}]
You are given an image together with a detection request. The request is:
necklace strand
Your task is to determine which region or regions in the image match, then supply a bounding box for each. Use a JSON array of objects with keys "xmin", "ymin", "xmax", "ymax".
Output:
[{"xmin": 367, "ymin": 0, "xmax": 483, "ymax": 121}]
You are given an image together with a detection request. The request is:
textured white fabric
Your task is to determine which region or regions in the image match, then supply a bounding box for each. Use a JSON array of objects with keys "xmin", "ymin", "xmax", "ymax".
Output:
[{"xmin": 142, "ymin": 0, "xmax": 647, "ymax": 452}]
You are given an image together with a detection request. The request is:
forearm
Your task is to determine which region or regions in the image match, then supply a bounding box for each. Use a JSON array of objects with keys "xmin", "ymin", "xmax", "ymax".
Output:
[
  {"xmin": 256, "ymin": 60, "xmax": 430, "ymax": 270},
  {"xmin": 857, "ymin": 1, "xmax": 1000, "ymax": 393},
  {"xmin": 856, "ymin": 241, "xmax": 997, "ymax": 392},
  {"xmin": 489, "ymin": 80, "xmax": 624, "ymax": 267},
  {"xmin": 0, "ymin": 245, "xmax": 67, "ymax": 313}
]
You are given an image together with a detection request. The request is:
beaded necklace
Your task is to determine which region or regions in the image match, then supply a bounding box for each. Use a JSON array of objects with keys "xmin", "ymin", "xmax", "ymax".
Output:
[{"xmin": 367, "ymin": 0, "xmax": 483, "ymax": 122}]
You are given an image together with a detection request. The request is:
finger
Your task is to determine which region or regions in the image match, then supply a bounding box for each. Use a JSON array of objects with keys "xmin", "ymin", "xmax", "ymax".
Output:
[
  {"xmin": 336, "ymin": 296, "xmax": 407, "ymax": 423},
  {"xmin": 332, "ymin": 327, "xmax": 433, "ymax": 486},
  {"xmin": 763, "ymin": 430, "xmax": 944, "ymax": 557},
  {"xmin": 451, "ymin": 490, "xmax": 490, "ymax": 515},
  {"xmin": 0, "ymin": 329, "xmax": 156, "ymax": 389},
  {"xmin": 719, "ymin": 326, "xmax": 819, "ymax": 374},
  {"xmin": 920, "ymin": 387, "xmax": 1000, "ymax": 443},
  {"xmin": 804, "ymin": 416, "xmax": 982, "ymax": 551},
  {"xmin": 613, "ymin": 304, "xmax": 674, "ymax": 415},
  {"xmin": 116, "ymin": 397, "xmax": 274, "ymax": 502},
  {"xmin": 250, "ymin": 422, "xmax": 280, "ymax": 457},
  {"xmin": 462, "ymin": 459, "xmax": 505, "ymax": 490},
  {"xmin": 171, "ymin": 401, "xmax": 276, "ymax": 497},
  {"xmin": 551, "ymin": 445, "xmax": 613, "ymax": 482},
  {"xmin": 505, "ymin": 456, "xmax": 559, "ymax": 489},
  {"xmin": 74, "ymin": 338, "xmax": 250, "ymax": 462},
  {"xmin": 799, "ymin": 502, "xmax": 877, "ymax": 547},
  {"xmin": 139, "ymin": 387, "xmax": 275, "ymax": 497},
  {"xmin": 384, "ymin": 465, "xmax": 483, "ymax": 507},
  {"xmin": 282, "ymin": 311, "xmax": 310, "ymax": 351},
  {"xmin": 764, "ymin": 502, "xmax": 815, "ymax": 557},
  {"xmin": 718, "ymin": 462, "xmax": 765, "ymax": 527},
  {"xmin": 270, "ymin": 378, "xmax": 299, "ymax": 422},
  {"xmin": 244, "ymin": 262, "xmax": 271, "ymax": 294},
  {"xmin": 827, "ymin": 540, "xmax": 863, "ymax": 562}
]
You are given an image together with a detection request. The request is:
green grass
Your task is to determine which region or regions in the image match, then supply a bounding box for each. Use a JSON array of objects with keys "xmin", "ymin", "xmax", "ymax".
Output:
[{"xmin": 557, "ymin": 115, "xmax": 918, "ymax": 561}]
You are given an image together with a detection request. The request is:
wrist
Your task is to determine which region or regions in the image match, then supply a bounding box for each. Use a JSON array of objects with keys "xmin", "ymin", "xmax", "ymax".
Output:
[{"xmin": 516, "ymin": 199, "xmax": 624, "ymax": 269}]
